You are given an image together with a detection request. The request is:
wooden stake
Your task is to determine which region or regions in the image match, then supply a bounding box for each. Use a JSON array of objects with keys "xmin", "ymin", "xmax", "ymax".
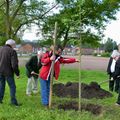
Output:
[
  {"xmin": 78, "ymin": 34, "xmax": 81, "ymax": 111},
  {"xmin": 49, "ymin": 22, "xmax": 57, "ymax": 108},
  {"xmin": 78, "ymin": 0, "xmax": 83, "ymax": 111}
]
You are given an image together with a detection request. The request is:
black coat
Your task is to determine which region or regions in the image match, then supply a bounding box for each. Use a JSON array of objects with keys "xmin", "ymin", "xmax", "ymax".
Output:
[
  {"xmin": 0, "ymin": 45, "xmax": 19, "ymax": 76},
  {"xmin": 107, "ymin": 57, "xmax": 116, "ymax": 78},
  {"xmin": 107, "ymin": 57, "xmax": 113, "ymax": 75},
  {"xmin": 25, "ymin": 56, "xmax": 42, "ymax": 78},
  {"xmin": 113, "ymin": 57, "xmax": 120, "ymax": 79}
]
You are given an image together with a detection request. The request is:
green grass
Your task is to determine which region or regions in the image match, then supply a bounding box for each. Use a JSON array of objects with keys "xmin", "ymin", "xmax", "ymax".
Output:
[{"xmin": 0, "ymin": 67, "xmax": 120, "ymax": 120}]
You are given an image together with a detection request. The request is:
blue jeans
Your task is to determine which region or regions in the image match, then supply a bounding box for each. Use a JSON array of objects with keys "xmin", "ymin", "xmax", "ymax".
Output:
[
  {"xmin": 0, "ymin": 75, "xmax": 18, "ymax": 104},
  {"xmin": 40, "ymin": 78, "xmax": 50, "ymax": 105}
]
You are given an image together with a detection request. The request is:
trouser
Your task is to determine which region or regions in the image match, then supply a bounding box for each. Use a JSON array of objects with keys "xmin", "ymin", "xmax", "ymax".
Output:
[
  {"xmin": 117, "ymin": 78, "xmax": 120, "ymax": 104},
  {"xmin": 26, "ymin": 76, "xmax": 38, "ymax": 95},
  {"xmin": 40, "ymin": 78, "xmax": 50, "ymax": 105},
  {"xmin": 109, "ymin": 80, "xmax": 114, "ymax": 91},
  {"xmin": 0, "ymin": 75, "xmax": 18, "ymax": 104},
  {"xmin": 109, "ymin": 77, "xmax": 120, "ymax": 92},
  {"xmin": 115, "ymin": 78, "xmax": 120, "ymax": 93}
]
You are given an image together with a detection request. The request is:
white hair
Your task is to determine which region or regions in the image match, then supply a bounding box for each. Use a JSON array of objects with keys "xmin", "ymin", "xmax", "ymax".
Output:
[
  {"xmin": 111, "ymin": 50, "xmax": 120, "ymax": 58},
  {"xmin": 37, "ymin": 50, "xmax": 43, "ymax": 55},
  {"xmin": 5, "ymin": 39, "xmax": 16, "ymax": 45}
]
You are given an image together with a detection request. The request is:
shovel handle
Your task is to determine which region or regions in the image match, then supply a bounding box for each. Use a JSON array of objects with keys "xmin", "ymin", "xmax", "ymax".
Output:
[
  {"xmin": 31, "ymin": 72, "xmax": 39, "ymax": 76},
  {"xmin": 99, "ymin": 80, "xmax": 109, "ymax": 85}
]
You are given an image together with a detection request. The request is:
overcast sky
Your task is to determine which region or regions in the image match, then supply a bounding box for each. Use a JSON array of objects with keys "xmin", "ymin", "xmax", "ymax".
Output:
[
  {"xmin": 23, "ymin": 1, "xmax": 120, "ymax": 44},
  {"xmin": 104, "ymin": 12, "xmax": 120, "ymax": 44}
]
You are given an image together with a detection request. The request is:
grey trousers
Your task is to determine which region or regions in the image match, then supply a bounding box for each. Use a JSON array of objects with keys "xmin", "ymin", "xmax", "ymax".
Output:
[{"xmin": 26, "ymin": 77, "xmax": 38, "ymax": 95}]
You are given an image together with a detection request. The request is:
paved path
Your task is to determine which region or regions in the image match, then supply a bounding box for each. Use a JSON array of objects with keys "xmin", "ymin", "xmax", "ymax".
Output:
[
  {"xmin": 61, "ymin": 55, "xmax": 109, "ymax": 71},
  {"xmin": 18, "ymin": 55, "xmax": 109, "ymax": 71},
  {"xmin": 81, "ymin": 55, "xmax": 109, "ymax": 71}
]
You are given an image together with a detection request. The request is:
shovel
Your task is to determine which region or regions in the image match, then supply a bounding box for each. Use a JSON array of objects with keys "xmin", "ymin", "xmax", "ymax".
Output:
[{"xmin": 99, "ymin": 80, "xmax": 109, "ymax": 85}]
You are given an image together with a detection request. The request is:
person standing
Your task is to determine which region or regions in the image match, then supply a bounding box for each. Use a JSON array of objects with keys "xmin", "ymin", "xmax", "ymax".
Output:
[
  {"xmin": 0, "ymin": 39, "xmax": 20, "ymax": 106},
  {"xmin": 113, "ymin": 56, "xmax": 120, "ymax": 105},
  {"xmin": 26, "ymin": 51, "xmax": 43, "ymax": 96},
  {"xmin": 107, "ymin": 50, "xmax": 120, "ymax": 92},
  {"xmin": 39, "ymin": 45, "xmax": 79, "ymax": 106}
]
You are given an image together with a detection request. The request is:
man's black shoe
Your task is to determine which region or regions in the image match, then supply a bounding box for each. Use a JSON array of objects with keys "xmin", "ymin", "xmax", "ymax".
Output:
[{"xmin": 10, "ymin": 103, "xmax": 22, "ymax": 107}]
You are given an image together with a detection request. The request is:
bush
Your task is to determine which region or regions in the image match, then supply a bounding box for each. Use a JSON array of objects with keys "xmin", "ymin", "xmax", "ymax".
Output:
[
  {"xmin": 101, "ymin": 52, "xmax": 110, "ymax": 57},
  {"xmin": 93, "ymin": 53, "xmax": 97, "ymax": 56}
]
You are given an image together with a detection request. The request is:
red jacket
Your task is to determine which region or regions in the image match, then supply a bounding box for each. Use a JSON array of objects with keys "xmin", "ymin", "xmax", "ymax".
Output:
[{"xmin": 39, "ymin": 51, "xmax": 77, "ymax": 80}]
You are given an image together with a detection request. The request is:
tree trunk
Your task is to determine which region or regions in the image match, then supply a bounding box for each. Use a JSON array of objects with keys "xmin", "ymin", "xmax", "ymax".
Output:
[
  {"xmin": 5, "ymin": 0, "xmax": 10, "ymax": 39},
  {"xmin": 62, "ymin": 26, "xmax": 70, "ymax": 48}
]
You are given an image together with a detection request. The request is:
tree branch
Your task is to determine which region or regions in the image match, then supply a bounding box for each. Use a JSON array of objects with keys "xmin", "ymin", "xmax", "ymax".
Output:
[
  {"xmin": 13, "ymin": 18, "xmax": 38, "ymax": 37},
  {"xmin": 5, "ymin": 0, "xmax": 10, "ymax": 38},
  {"xmin": 13, "ymin": 3, "xmax": 59, "ymax": 38},
  {"xmin": 11, "ymin": 0, "xmax": 25, "ymax": 23},
  {"xmin": 0, "ymin": 1, "xmax": 5, "ymax": 8},
  {"xmin": 40, "ymin": 3, "xmax": 58, "ymax": 17}
]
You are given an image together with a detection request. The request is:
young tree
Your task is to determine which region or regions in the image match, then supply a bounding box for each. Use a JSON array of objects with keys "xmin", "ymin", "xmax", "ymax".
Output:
[{"xmin": 41, "ymin": 0, "xmax": 120, "ymax": 48}]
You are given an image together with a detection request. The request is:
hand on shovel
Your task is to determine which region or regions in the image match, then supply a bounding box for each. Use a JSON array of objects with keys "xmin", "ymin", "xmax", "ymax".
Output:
[{"xmin": 31, "ymin": 71, "xmax": 39, "ymax": 76}]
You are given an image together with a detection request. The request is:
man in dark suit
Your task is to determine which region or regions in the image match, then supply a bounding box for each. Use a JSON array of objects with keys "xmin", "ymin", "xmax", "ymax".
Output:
[
  {"xmin": 107, "ymin": 50, "xmax": 120, "ymax": 92},
  {"xmin": 0, "ymin": 39, "xmax": 20, "ymax": 106},
  {"xmin": 26, "ymin": 51, "xmax": 43, "ymax": 96},
  {"xmin": 113, "ymin": 56, "xmax": 120, "ymax": 106}
]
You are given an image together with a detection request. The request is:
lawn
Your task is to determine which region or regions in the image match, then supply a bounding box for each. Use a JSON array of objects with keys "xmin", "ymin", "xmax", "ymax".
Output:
[{"xmin": 0, "ymin": 67, "xmax": 120, "ymax": 120}]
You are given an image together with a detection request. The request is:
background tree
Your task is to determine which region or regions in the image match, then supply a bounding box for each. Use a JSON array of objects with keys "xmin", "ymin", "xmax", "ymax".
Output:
[
  {"xmin": 0, "ymin": 0, "xmax": 58, "ymax": 45},
  {"xmin": 41, "ymin": 0, "xmax": 120, "ymax": 48},
  {"xmin": 104, "ymin": 38, "xmax": 118, "ymax": 53},
  {"xmin": 0, "ymin": 0, "xmax": 119, "ymax": 47}
]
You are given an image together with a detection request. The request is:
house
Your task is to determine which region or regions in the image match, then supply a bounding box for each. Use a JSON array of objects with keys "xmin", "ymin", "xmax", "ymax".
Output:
[
  {"xmin": 16, "ymin": 42, "xmax": 41, "ymax": 56},
  {"xmin": 19, "ymin": 44, "xmax": 33, "ymax": 53}
]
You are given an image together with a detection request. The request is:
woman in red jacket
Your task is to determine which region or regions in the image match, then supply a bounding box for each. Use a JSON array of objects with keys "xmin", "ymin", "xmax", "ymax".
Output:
[{"xmin": 39, "ymin": 45, "xmax": 79, "ymax": 106}]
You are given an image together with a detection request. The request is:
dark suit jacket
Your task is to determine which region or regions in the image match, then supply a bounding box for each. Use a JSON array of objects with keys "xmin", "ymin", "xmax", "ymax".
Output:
[
  {"xmin": 26, "ymin": 56, "xmax": 42, "ymax": 78},
  {"xmin": 107, "ymin": 57, "xmax": 113, "ymax": 75},
  {"xmin": 113, "ymin": 57, "xmax": 120, "ymax": 79}
]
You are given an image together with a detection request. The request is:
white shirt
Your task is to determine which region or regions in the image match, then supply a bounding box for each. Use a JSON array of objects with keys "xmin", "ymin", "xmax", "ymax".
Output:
[{"xmin": 110, "ymin": 59, "xmax": 116, "ymax": 73}]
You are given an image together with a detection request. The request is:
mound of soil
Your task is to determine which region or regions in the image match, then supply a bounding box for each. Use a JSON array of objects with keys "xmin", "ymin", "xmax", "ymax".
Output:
[
  {"xmin": 53, "ymin": 82, "xmax": 112, "ymax": 99},
  {"xmin": 58, "ymin": 101, "xmax": 102, "ymax": 115}
]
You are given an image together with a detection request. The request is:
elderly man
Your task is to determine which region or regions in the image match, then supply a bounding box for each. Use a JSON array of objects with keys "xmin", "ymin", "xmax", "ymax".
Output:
[
  {"xmin": 107, "ymin": 50, "xmax": 120, "ymax": 92},
  {"xmin": 0, "ymin": 39, "xmax": 20, "ymax": 106},
  {"xmin": 26, "ymin": 50, "xmax": 43, "ymax": 96},
  {"xmin": 113, "ymin": 55, "xmax": 120, "ymax": 106}
]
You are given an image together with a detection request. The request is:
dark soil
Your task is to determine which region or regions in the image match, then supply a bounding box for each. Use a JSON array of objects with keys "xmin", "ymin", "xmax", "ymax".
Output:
[
  {"xmin": 53, "ymin": 82, "xmax": 112, "ymax": 99},
  {"xmin": 58, "ymin": 101, "xmax": 102, "ymax": 115}
]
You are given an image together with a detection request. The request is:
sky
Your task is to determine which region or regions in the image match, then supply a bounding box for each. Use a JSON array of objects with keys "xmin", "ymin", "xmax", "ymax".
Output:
[
  {"xmin": 22, "ymin": 0, "xmax": 57, "ymax": 41},
  {"xmin": 22, "ymin": 1, "xmax": 120, "ymax": 44},
  {"xmin": 104, "ymin": 12, "xmax": 120, "ymax": 44}
]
